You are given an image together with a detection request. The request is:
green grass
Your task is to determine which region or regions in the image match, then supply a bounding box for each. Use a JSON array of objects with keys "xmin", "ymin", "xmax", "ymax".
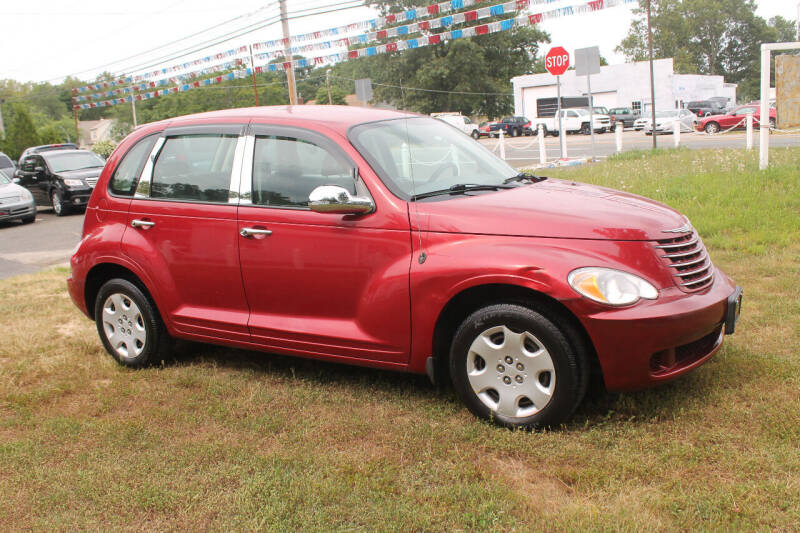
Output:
[{"xmin": 1, "ymin": 147, "xmax": 799, "ymax": 530}]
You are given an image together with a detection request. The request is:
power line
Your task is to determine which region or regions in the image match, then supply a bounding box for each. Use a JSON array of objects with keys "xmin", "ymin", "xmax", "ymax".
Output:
[
  {"xmin": 112, "ymin": 1, "xmax": 366, "ymax": 79},
  {"xmin": 330, "ymin": 75, "xmax": 514, "ymax": 97},
  {"xmin": 46, "ymin": 2, "xmax": 281, "ymax": 82}
]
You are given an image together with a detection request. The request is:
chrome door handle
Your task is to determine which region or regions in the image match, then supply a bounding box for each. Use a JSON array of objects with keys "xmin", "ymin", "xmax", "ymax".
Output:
[
  {"xmin": 131, "ymin": 219, "xmax": 155, "ymax": 229},
  {"xmin": 240, "ymin": 227, "xmax": 272, "ymax": 237}
]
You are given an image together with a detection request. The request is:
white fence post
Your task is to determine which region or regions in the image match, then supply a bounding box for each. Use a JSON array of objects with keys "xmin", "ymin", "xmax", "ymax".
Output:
[
  {"xmin": 559, "ymin": 124, "xmax": 567, "ymax": 160},
  {"xmin": 673, "ymin": 120, "xmax": 680, "ymax": 148},
  {"xmin": 746, "ymin": 113, "xmax": 754, "ymax": 150},
  {"xmin": 615, "ymin": 122, "xmax": 623, "ymax": 153},
  {"xmin": 499, "ymin": 129, "xmax": 506, "ymax": 160},
  {"xmin": 538, "ymin": 124, "xmax": 546, "ymax": 165}
]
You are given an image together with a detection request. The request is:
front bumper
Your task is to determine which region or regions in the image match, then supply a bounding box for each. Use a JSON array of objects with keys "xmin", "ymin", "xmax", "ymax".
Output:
[
  {"xmin": 575, "ymin": 269, "xmax": 740, "ymax": 391},
  {"xmin": 0, "ymin": 199, "xmax": 35, "ymax": 221},
  {"xmin": 63, "ymin": 187, "xmax": 92, "ymax": 207}
]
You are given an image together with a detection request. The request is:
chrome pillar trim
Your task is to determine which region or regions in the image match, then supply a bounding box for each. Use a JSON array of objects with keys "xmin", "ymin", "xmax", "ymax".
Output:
[
  {"xmin": 228, "ymin": 134, "xmax": 248, "ymax": 204},
  {"xmin": 237, "ymin": 134, "xmax": 255, "ymax": 205},
  {"xmin": 134, "ymin": 136, "xmax": 166, "ymax": 198}
]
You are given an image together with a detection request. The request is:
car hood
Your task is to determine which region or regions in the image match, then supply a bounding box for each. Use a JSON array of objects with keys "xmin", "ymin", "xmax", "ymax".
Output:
[
  {"xmin": 412, "ymin": 178, "xmax": 686, "ymax": 241},
  {"xmin": 55, "ymin": 167, "xmax": 104, "ymax": 180},
  {"xmin": 0, "ymin": 181, "xmax": 28, "ymax": 197}
]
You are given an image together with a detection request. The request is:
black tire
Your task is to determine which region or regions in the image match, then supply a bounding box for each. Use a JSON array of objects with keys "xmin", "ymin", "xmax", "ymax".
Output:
[
  {"xmin": 580, "ymin": 123, "xmax": 591, "ymax": 135},
  {"xmin": 769, "ymin": 118, "xmax": 776, "ymax": 130},
  {"xmin": 510, "ymin": 128, "xmax": 519, "ymax": 137},
  {"xmin": 449, "ymin": 303, "xmax": 589, "ymax": 429},
  {"xmin": 704, "ymin": 122, "xmax": 720, "ymax": 134},
  {"xmin": 94, "ymin": 278, "xmax": 172, "ymax": 367},
  {"xmin": 51, "ymin": 189, "xmax": 69, "ymax": 216},
  {"xmin": 471, "ymin": 129, "xmax": 480, "ymax": 140}
]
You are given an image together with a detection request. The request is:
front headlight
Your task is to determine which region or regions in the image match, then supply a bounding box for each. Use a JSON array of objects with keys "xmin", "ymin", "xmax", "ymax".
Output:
[
  {"xmin": 568, "ymin": 267, "xmax": 658, "ymax": 306},
  {"xmin": 63, "ymin": 179, "xmax": 84, "ymax": 187},
  {"xmin": 21, "ymin": 188, "xmax": 33, "ymax": 201}
]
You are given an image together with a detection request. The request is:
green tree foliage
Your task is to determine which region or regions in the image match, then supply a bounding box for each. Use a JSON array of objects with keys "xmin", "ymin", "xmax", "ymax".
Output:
[
  {"xmin": 315, "ymin": 85, "xmax": 348, "ymax": 105},
  {"xmin": 91, "ymin": 140, "xmax": 117, "ymax": 158},
  {"xmin": 617, "ymin": 0, "xmax": 798, "ymax": 102},
  {"xmin": 0, "ymin": 104, "xmax": 40, "ymax": 161}
]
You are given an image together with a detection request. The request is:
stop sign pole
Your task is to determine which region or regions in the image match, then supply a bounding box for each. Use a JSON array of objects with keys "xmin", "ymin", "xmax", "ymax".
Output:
[{"xmin": 545, "ymin": 47, "xmax": 570, "ymax": 159}]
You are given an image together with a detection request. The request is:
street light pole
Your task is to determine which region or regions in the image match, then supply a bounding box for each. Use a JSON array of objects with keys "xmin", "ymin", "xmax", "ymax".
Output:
[
  {"xmin": 326, "ymin": 69, "xmax": 332, "ymax": 104},
  {"xmin": 647, "ymin": 0, "xmax": 657, "ymax": 149},
  {"xmin": 279, "ymin": 0, "xmax": 298, "ymax": 105}
]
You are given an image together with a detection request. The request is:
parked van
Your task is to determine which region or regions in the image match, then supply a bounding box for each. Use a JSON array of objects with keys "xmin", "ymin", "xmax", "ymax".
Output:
[{"xmin": 431, "ymin": 113, "xmax": 480, "ymax": 139}]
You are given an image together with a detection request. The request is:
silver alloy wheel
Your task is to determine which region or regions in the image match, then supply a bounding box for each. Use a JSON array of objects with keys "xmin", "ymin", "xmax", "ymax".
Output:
[
  {"xmin": 101, "ymin": 293, "xmax": 146, "ymax": 359},
  {"xmin": 51, "ymin": 191, "xmax": 61, "ymax": 215},
  {"xmin": 466, "ymin": 325, "xmax": 556, "ymax": 419}
]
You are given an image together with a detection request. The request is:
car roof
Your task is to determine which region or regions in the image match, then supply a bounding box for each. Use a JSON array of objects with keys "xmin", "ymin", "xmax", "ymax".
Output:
[
  {"xmin": 27, "ymin": 143, "xmax": 79, "ymax": 153},
  {"xmin": 139, "ymin": 105, "xmax": 419, "ymax": 136}
]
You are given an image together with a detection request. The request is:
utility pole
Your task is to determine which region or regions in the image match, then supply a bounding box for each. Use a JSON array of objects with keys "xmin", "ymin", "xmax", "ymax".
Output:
[
  {"xmin": 249, "ymin": 45, "xmax": 260, "ymax": 106},
  {"xmin": 647, "ymin": 0, "xmax": 657, "ymax": 149},
  {"xmin": 279, "ymin": 0, "xmax": 298, "ymax": 105},
  {"xmin": 326, "ymin": 69, "xmax": 332, "ymax": 104},
  {"xmin": 130, "ymin": 86, "xmax": 138, "ymax": 129},
  {"xmin": 0, "ymin": 98, "xmax": 5, "ymax": 139},
  {"xmin": 73, "ymin": 107, "xmax": 79, "ymax": 146}
]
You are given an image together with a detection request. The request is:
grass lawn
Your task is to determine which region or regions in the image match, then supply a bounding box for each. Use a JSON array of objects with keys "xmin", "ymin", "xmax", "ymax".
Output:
[{"xmin": 1, "ymin": 146, "xmax": 799, "ymax": 530}]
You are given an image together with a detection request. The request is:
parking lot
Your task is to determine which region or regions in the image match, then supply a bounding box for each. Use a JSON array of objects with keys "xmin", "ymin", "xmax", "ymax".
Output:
[
  {"xmin": 0, "ymin": 209, "xmax": 83, "ymax": 279},
  {"xmin": 480, "ymin": 129, "xmax": 800, "ymax": 167}
]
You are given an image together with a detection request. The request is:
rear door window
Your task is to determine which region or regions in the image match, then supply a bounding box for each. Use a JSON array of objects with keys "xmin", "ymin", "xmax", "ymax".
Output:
[
  {"xmin": 109, "ymin": 135, "xmax": 158, "ymax": 197},
  {"xmin": 151, "ymin": 134, "xmax": 237, "ymax": 203}
]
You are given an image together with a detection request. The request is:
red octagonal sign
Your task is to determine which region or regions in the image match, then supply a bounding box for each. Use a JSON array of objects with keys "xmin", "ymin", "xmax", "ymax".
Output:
[{"xmin": 545, "ymin": 47, "xmax": 570, "ymax": 76}]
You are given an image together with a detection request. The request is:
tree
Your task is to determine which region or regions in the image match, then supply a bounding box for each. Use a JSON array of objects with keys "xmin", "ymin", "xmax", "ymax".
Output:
[
  {"xmin": 617, "ymin": 0, "xmax": 797, "ymax": 102},
  {"xmin": 0, "ymin": 104, "xmax": 40, "ymax": 161},
  {"xmin": 315, "ymin": 85, "xmax": 347, "ymax": 105}
]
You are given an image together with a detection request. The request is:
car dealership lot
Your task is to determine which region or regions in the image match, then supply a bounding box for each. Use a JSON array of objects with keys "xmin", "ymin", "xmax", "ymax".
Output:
[
  {"xmin": 481, "ymin": 129, "xmax": 800, "ymax": 168},
  {"xmin": 0, "ymin": 209, "xmax": 83, "ymax": 279}
]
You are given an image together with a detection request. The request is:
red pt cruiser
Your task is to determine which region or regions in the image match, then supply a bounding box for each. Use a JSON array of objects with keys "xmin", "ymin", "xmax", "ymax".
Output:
[{"xmin": 68, "ymin": 106, "xmax": 742, "ymax": 429}]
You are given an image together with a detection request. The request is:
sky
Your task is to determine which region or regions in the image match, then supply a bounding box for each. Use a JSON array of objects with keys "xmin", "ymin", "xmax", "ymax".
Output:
[{"xmin": 0, "ymin": 0, "xmax": 797, "ymax": 85}]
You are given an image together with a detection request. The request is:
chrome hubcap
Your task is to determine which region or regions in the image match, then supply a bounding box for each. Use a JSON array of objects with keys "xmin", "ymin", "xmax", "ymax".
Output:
[
  {"xmin": 101, "ymin": 293, "xmax": 146, "ymax": 359},
  {"xmin": 466, "ymin": 325, "xmax": 556, "ymax": 419},
  {"xmin": 52, "ymin": 192, "xmax": 61, "ymax": 214}
]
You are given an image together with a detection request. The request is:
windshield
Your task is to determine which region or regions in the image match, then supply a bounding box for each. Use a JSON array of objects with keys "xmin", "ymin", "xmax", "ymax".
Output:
[
  {"xmin": 0, "ymin": 169, "xmax": 10, "ymax": 184},
  {"xmin": 350, "ymin": 117, "xmax": 517, "ymax": 200},
  {"xmin": 46, "ymin": 151, "xmax": 105, "ymax": 173}
]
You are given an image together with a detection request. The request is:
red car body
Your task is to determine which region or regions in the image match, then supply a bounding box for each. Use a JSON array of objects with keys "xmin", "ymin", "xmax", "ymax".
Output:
[
  {"xmin": 696, "ymin": 104, "xmax": 776, "ymax": 133},
  {"xmin": 68, "ymin": 106, "xmax": 740, "ymax": 401}
]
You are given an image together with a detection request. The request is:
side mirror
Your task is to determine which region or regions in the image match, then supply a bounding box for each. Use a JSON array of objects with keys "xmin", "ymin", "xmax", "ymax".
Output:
[
  {"xmin": 12, "ymin": 177, "xmax": 20, "ymax": 184},
  {"xmin": 308, "ymin": 185, "xmax": 374, "ymax": 215}
]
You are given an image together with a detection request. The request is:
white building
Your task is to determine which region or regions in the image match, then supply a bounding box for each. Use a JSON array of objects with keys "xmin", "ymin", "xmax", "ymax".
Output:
[{"xmin": 512, "ymin": 58, "xmax": 737, "ymax": 118}]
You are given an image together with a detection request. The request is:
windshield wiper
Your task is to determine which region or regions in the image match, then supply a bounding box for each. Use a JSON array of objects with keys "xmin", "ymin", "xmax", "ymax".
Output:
[
  {"xmin": 410, "ymin": 183, "xmax": 514, "ymax": 201},
  {"xmin": 503, "ymin": 172, "xmax": 547, "ymax": 184}
]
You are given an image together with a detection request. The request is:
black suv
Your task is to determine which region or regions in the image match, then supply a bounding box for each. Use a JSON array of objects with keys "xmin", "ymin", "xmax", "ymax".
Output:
[
  {"xmin": 17, "ymin": 143, "xmax": 79, "ymax": 167},
  {"xmin": 685, "ymin": 100, "xmax": 726, "ymax": 118},
  {"xmin": 488, "ymin": 116, "xmax": 534, "ymax": 137},
  {"xmin": 16, "ymin": 149, "xmax": 105, "ymax": 216}
]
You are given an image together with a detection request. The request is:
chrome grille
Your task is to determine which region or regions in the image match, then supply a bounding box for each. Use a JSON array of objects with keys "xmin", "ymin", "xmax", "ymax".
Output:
[
  {"xmin": 654, "ymin": 231, "xmax": 714, "ymax": 292},
  {"xmin": 86, "ymin": 177, "xmax": 99, "ymax": 188}
]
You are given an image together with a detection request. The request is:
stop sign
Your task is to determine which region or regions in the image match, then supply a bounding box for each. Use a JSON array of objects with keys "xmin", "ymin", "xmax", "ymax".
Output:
[{"xmin": 545, "ymin": 47, "xmax": 570, "ymax": 76}]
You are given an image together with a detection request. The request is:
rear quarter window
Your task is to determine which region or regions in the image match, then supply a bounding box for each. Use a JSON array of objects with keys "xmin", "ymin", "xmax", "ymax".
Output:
[{"xmin": 109, "ymin": 135, "xmax": 158, "ymax": 197}]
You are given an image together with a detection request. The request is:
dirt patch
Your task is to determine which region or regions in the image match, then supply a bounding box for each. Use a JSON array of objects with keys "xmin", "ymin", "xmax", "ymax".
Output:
[{"xmin": 486, "ymin": 455, "xmax": 573, "ymax": 512}]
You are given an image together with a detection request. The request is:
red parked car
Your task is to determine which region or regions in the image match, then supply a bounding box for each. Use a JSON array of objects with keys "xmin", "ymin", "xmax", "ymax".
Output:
[
  {"xmin": 68, "ymin": 106, "xmax": 742, "ymax": 429},
  {"xmin": 696, "ymin": 104, "xmax": 776, "ymax": 134}
]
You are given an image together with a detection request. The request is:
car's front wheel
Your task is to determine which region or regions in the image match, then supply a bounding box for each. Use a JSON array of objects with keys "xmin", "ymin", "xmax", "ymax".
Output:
[
  {"xmin": 471, "ymin": 130, "xmax": 480, "ymax": 140},
  {"xmin": 51, "ymin": 189, "xmax": 69, "ymax": 216},
  {"xmin": 95, "ymin": 278, "xmax": 171, "ymax": 367},
  {"xmin": 704, "ymin": 122, "xmax": 720, "ymax": 134},
  {"xmin": 449, "ymin": 304, "xmax": 588, "ymax": 429}
]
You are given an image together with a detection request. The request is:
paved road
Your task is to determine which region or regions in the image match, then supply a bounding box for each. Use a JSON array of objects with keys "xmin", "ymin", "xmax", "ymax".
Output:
[
  {"xmin": 0, "ymin": 208, "xmax": 83, "ymax": 279},
  {"xmin": 480, "ymin": 129, "xmax": 800, "ymax": 168}
]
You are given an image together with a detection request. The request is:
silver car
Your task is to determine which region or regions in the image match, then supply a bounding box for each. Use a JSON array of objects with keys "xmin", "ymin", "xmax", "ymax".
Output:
[
  {"xmin": 0, "ymin": 168, "xmax": 36, "ymax": 224},
  {"xmin": 643, "ymin": 109, "xmax": 698, "ymax": 135}
]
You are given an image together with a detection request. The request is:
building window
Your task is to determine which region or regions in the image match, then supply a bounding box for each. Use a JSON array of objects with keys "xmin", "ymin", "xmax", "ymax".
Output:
[{"xmin": 632, "ymin": 101, "xmax": 642, "ymax": 113}]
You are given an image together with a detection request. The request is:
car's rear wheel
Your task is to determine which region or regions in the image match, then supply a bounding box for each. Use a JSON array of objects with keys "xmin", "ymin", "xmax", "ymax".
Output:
[
  {"xmin": 704, "ymin": 122, "xmax": 720, "ymax": 134},
  {"xmin": 511, "ymin": 128, "xmax": 520, "ymax": 137},
  {"xmin": 95, "ymin": 279, "xmax": 171, "ymax": 367},
  {"xmin": 51, "ymin": 190, "xmax": 69, "ymax": 216},
  {"xmin": 449, "ymin": 304, "xmax": 588, "ymax": 429},
  {"xmin": 769, "ymin": 118, "xmax": 776, "ymax": 130}
]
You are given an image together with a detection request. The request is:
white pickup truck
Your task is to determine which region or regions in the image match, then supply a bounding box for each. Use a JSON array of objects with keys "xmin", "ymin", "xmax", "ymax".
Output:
[{"xmin": 532, "ymin": 108, "xmax": 611, "ymax": 137}]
